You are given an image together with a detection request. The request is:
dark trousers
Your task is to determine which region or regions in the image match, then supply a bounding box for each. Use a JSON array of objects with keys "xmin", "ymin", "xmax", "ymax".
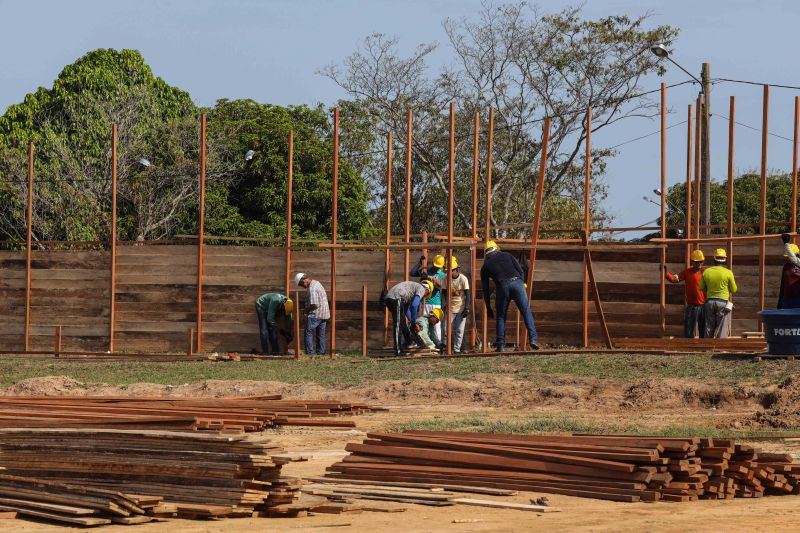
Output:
[
  {"xmin": 305, "ymin": 317, "xmax": 327, "ymax": 355},
  {"xmin": 385, "ymin": 297, "xmax": 411, "ymax": 355},
  {"xmin": 684, "ymin": 304, "xmax": 705, "ymax": 338},
  {"xmin": 256, "ymin": 307, "xmax": 279, "ymax": 355},
  {"xmin": 496, "ymin": 278, "xmax": 537, "ymax": 346}
]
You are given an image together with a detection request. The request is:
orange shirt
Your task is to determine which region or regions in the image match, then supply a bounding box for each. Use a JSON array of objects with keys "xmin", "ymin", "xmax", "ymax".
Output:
[{"xmin": 667, "ymin": 268, "xmax": 706, "ymax": 306}]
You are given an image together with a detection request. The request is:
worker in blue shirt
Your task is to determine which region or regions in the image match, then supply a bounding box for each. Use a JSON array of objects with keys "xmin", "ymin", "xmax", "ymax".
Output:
[{"xmin": 480, "ymin": 241, "xmax": 539, "ymax": 352}]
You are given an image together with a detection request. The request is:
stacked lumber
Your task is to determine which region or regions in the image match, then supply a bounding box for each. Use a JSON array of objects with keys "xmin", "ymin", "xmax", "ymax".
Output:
[
  {"xmin": 0, "ymin": 395, "xmax": 380, "ymax": 431},
  {"xmin": 0, "ymin": 428, "xmax": 311, "ymax": 520},
  {"xmin": 612, "ymin": 337, "xmax": 766, "ymax": 353},
  {"xmin": 325, "ymin": 432, "xmax": 800, "ymax": 503}
]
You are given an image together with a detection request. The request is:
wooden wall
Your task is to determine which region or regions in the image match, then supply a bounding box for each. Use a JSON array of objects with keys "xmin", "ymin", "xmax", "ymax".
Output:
[{"xmin": 0, "ymin": 241, "xmax": 786, "ymax": 353}]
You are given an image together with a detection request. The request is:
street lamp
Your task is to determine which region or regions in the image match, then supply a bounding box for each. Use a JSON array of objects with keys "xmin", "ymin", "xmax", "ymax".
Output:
[{"xmin": 649, "ymin": 44, "xmax": 702, "ymax": 88}]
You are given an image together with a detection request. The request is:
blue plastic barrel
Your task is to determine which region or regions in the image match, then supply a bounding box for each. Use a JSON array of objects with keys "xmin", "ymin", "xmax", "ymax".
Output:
[{"xmin": 758, "ymin": 309, "xmax": 800, "ymax": 355}]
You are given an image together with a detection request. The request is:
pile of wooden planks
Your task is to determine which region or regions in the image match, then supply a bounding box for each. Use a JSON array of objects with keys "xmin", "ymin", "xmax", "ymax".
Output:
[
  {"xmin": 325, "ymin": 432, "xmax": 800, "ymax": 502},
  {"xmin": 0, "ymin": 428, "xmax": 314, "ymax": 522},
  {"xmin": 612, "ymin": 337, "xmax": 767, "ymax": 353},
  {"xmin": 0, "ymin": 395, "xmax": 380, "ymax": 431}
]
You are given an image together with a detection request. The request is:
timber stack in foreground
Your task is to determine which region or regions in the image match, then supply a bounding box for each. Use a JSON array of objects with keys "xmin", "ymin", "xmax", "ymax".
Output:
[{"xmin": 326, "ymin": 432, "xmax": 800, "ymax": 502}]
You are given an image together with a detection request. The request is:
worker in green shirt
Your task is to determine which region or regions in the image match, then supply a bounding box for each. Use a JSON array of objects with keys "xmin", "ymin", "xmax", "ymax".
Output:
[
  {"xmin": 254, "ymin": 293, "xmax": 294, "ymax": 355},
  {"xmin": 699, "ymin": 248, "xmax": 737, "ymax": 338},
  {"xmin": 413, "ymin": 308, "xmax": 444, "ymax": 351}
]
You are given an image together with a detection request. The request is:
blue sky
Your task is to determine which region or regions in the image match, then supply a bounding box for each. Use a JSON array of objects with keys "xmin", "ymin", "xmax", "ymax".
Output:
[{"xmin": 1, "ymin": 0, "xmax": 799, "ymax": 234}]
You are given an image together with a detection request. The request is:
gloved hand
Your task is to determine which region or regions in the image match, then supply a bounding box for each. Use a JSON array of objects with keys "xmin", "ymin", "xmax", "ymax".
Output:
[
  {"xmin": 418, "ymin": 255, "xmax": 426, "ymax": 264},
  {"xmin": 461, "ymin": 308, "xmax": 470, "ymax": 318},
  {"xmin": 783, "ymin": 233, "xmax": 791, "ymax": 244},
  {"xmin": 486, "ymin": 307, "xmax": 494, "ymax": 319}
]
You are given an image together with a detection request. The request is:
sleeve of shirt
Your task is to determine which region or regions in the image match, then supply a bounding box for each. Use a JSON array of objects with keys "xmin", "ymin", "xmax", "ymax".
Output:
[
  {"xmin": 417, "ymin": 323, "xmax": 435, "ymax": 348},
  {"xmin": 729, "ymin": 271, "xmax": 738, "ymax": 295},
  {"xmin": 699, "ymin": 272, "xmax": 707, "ymax": 293},
  {"xmin": 407, "ymin": 295, "xmax": 421, "ymax": 321},
  {"xmin": 785, "ymin": 243, "xmax": 800, "ymax": 267},
  {"xmin": 410, "ymin": 263, "xmax": 423, "ymax": 277},
  {"xmin": 665, "ymin": 271, "xmax": 678, "ymax": 283},
  {"xmin": 480, "ymin": 266, "xmax": 491, "ymax": 305},
  {"xmin": 511, "ymin": 255, "xmax": 524, "ymax": 278},
  {"xmin": 462, "ymin": 275, "xmax": 470, "ymax": 290}
]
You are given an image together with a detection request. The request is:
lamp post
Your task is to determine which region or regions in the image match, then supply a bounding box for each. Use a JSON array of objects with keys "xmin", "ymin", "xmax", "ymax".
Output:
[{"xmin": 650, "ymin": 44, "xmax": 711, "ymax": 235}]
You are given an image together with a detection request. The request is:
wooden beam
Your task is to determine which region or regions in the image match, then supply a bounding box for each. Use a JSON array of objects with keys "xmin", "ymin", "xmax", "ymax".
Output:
[
  {"xmin": 685, "ymin": 104, "xmax": 693, "ymax": 268},
  {"xmin": 24, "ymin": 143, "xmax": 33, "ymax": 352},
  {"xmin": 196, "ymin": 113, "xmax": 207, "ymax": 353},
  {"xmin": 54, "ymin": 325, "xmax": 62, "ymax": 357},
  {"xmin": 727, "ymin": 97, "xmax": 735, "ymax": 262},
  {"xmin": 384, "ymin": 133, "xmax": 393, "ymax": 348},
  {"xmin": 694, "ymin": 98, "xmax": 702, "ymax": 242},
  {"xmin": 470, "ymin": 111, "xmax": 479, "ymax": 351},
  {"xmin": 405, "ymin": 109, "xmax": 412, "ymax": 281},
  {"xmin": 759, "ymin": 85, "xmax": 769, "ymax": 323},
  {"xmin": 793, "ymin": 96, "xmax": 799, "ymax": 237},
  {"xmin": 582, "ymin": 107, "xmax": 592, "ymax": 348},
  {"xmin": 484, "ymin": 108, "xmax": 494, "ymax": 242},
  {"xmin": 447, "ymin": 103, "xmax": 455, "ymax": 356},
  {"xmin": 285, "ymin": 130, "xmax": 294, "ymax": 296},
  {"xmin": 109, "ymin": 124, "xmax": 118, "ymax": 352},
  {"xmin": 362, "ymin": 286, "xmax": 368, "ymax": 358},
  {"xmin": 585, "ymin": 251, "xmax": 613, "ymax": 349},
  {"xmin": 331, "ymin": 108, "xmax": 339, "ymax": 357},
  {"xmin": 659, "ymin": 83, "xmax": 666, "ymax": 335}
]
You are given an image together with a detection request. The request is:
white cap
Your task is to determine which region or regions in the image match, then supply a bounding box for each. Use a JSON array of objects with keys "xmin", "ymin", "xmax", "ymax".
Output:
[{"xmin": 293, "ymin": 273, "xmax": 306, "ymax": 286}]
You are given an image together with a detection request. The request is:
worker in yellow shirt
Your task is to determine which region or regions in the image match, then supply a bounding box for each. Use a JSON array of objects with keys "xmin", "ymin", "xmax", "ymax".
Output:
[{"xmin": 698, "ymin": 248, "xmax": 737, "ymax": 338}]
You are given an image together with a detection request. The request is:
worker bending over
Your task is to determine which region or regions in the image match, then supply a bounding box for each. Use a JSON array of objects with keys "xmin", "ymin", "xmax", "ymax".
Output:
[
  {"xmin": 778, "ymin": 233, "xmax": 800, "ymax": 309},
  {"xmin": 664, "ymin": 249, "xmax": 706, "ymax": 338},
  {"xmin": 294, "ymin": 273, "xmax": 330, "ymax": 356},
  {"xmin": 699, "ymin": 248, "xmax": 737, "ymax": 338},
  {"xmin": 480, "ymin": 241, "xmax": 540, "ymax": 351},
  {"xmin": 447, "ymin": 256, "xmax": 471, "ymax": 353},
  {"xmin": 414, "ymin": 308, "xmax": 443, "ymax": 351},
  {"xmin": 384, "ymin": 280, "xmax": 434, "ymax": 356},
  {"xmin": 254, "ymin": 293, "xmax": 293, "ymax": 355},
  {"xmin": 410, "ymin": 254, "xmax": 446, "ymax": 341}
]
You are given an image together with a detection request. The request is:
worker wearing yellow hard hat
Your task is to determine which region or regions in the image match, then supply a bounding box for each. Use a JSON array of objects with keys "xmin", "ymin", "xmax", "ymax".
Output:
[
  {"xmin": 413, "ymin": 307, "xmax": 445, "ymax": 351},
  {"xmin": 779, "ymin": 233, "xmax": 800, "ymax": 309},
  {"xmin": 699, "ymin": 247, "xmax": 737, "ymax": 338},
  {"xmin": 664, "ymin": 248, "xmax": 707, "ymax": 338},
  {"xmin": 254, "ymin": 292, "xmax": 294, "ymax": 356},
  {"xmin": 481, "ymin": 240, "xmax": 540, "ymax": 352},
  {"xmin": 410, "ymin": 254, "xmax": 447, "ymax": 343},
  {"xmin": 447, "ymin": 254, "xmax": 471, "ymax": 353},
  {"xmin": 384, "ymin": 280, "xmax": 435, "ymax": 356}
]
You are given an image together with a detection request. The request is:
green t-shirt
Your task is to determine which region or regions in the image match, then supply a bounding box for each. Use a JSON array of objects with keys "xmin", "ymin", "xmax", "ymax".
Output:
[{"xmin": 699, "ymin": 265, "xmax": 737, "ymax": 301}]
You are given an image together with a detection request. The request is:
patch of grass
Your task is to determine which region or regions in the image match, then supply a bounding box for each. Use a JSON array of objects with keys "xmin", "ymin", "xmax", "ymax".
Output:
[{"xmin": 389, "ymin": 415, "xmax": 618, "ymax": 435}]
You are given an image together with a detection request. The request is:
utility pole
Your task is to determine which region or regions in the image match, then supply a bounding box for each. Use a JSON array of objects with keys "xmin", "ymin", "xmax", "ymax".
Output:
[{"xmin": 701, "ymin": 63, "xmax": 711, "ymax": 233}]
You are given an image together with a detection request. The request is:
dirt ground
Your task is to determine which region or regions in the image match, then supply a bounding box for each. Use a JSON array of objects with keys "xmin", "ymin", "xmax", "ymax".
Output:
[{"xmin": 1, "ymin": 375, "xmax": 800, "ymax": 532}]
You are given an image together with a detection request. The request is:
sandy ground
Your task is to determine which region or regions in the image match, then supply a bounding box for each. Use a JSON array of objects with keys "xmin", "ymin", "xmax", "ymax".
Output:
[{"xmin": 0, "ymin": 377, "xmax": 799, "ymax": 531}]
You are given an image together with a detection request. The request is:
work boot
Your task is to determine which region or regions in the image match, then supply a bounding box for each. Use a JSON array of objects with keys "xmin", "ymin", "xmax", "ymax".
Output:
[
  {"xmin": 529, "ymin": 341, "xmax": 541, "ymax": 351},
  {"xmin": 494, "ymin": 344, "xmax": 505, "ymax": 353}
]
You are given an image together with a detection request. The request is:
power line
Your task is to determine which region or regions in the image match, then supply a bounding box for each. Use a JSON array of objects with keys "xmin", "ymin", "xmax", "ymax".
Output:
[
  {"xmin": 606, "ymin": 119, "xmax": 688, "ymax": 151},
  {"xmin": 715, "ymin": 78, "xmax": 800, "ymax": 92},
  {"xmin": 714, "ymin": 113, "xmax": 794, "ymax": 143}
]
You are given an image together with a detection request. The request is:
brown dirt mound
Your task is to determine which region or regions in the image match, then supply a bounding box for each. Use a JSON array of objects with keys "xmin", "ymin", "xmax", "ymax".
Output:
[
  {"xmin": 1, "ymin": 376, "xmax": 85, "ymax": 396},
  {"xmin": 620, "ymin": 378, "xmax": 750, "ymax": 409},
  {"xmin": 753, "ymin": 376, "xmax": 800, "ymax": 428}
]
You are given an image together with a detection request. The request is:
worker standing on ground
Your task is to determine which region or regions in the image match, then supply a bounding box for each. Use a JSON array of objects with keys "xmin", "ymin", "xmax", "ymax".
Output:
[
  {"xmin": 410, "ymin": 254, "xmax": 446, "ymax": 341},
  {"xmin": 384, "ymin": 280, "xmax": 434, "ymax": 356},
  {"xmin": 778, "ymin": 233, "xmax": 800, "ymax": 309},
  {"xmin": 254, "ymin": 293, "xmax": 293, "ymax": 356},
  {"xmin": 480, "ymin": 241, "xmax": 540, "ymax": 351},
  {"xmin": 447, "ymin": 256, "xmax": 471, "ymax": 353},
  {"xmin": 664, "ymin": 249, "xmax": 706, "ymax": 338},
  {"xmin": 413, "ymin": 308, "xmax": 444, "ymax": 351},
  {"xmin": 294, "ymin": 273, "xmax": 330, "ymax": 356},
  {"xmin": 699, "ymin": 249, "xmax": 737, "ymax": 338}
]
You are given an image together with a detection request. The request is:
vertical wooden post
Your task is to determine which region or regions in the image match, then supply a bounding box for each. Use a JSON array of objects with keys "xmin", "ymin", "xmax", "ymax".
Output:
[
  {"xmin": 196, "ymin": 113, "xmax": 207, "ymax": 353},
  {"xmin": 186, "ymin": 328, "xmax": 194, "ymax": 356},
  {"xmin": 24, "ymin": 142, "xmax": 33, "ymax": 352},
  {"xmin": 694, "ymin": 99, "xmax": 702, "ymax": 241},
  {"xmin": 793, "ymin": 96, "xmax": 799, "ymax": 236},
  {"xmin": 109, "ymin": 124, "xmax": 118, "ymax": 353},
  {"xmin": 294, "ymin": 290, "xmax": 302, "ymax": 359},
  {"xmin": 523, "ymin": 117, "xmax": 551, "ymax": 350},
  {"xmin": 582, "ymin": 107, "xmax": 592, "ymax": 348},
  {"xmin": 482, "ymin": 108, "xmax": 494, "ymax": 352},
  {"xmin": 446, "ymin": 103, "xmax": 455, "ymax": 356},
  {"xmin": 362, "ymin": 285, "xmax": 368, "ymax": 358},
  {"xmin": 331, "ymin": 108, "xmax": 339, "ymax": 357},
  {"xmin": 759, "ymin": 85, "xmax": 770, "ymax": 322},
  {"xmin": 285, "ymin": 130, "xmax": 294, "ymax": 296},
  {"xmin": 659, "ymin": 83, "xmax": 667, "ymax": 335},
  {"xmin": 54, "ymin": 325, "xmax": 62, "ymax": 357},
  {"xmin": 685, "ymin": 105, "xmax": 693, "ymax": 268},
  {"xmin": 384, "ymin": 133, "xmax": 393, "ymax": 348},
  {"xmin": 405, "ymin": 109, "xmax": 413, "ymax": 281},
  {"xmin": 727, "ymin": 97, "xmax": 736, "ymax": 261},
  {"xmin": 470, "ymin": 111, "xmax": 479, "ymax": 351}
]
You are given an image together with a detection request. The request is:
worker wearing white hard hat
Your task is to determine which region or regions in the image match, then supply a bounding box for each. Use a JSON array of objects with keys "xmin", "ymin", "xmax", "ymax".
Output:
[{"xmin": 293, "ymin": 273, "xmax": 330, "ymax": 356}]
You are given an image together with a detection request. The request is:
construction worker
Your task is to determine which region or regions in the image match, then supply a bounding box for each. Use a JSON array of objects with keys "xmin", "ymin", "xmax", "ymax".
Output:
[
  {"xmin": 664, "ymin": 249, "xmax": 706, "ymax": 338},
  {"xmin": 447, "ymin": 256, "xmax": 471, "ymax": 353},
  {"xmin": 699, "ymin": 248, "xmax": 737, "ymax": 338},
  {"xmin": 254, "ymin": 293, "xmax": 294, "ymax": 355},
  {"xmin": 294, "ymin": 273, "xmax": 330, "ymax": 356},
  {"xmin": 778, "ymin": 234, "xmax": 800, "ymax": 309},
  {"xmin": 410, "ymin": 254, "xmax": 446, "ymax": 341},
  {"xmin": 384, "ymin": 280, "xmax": 434, "ymax": 356},
  {"xmin": 480, "ymin": 241, "xmax": 540, "ymax": 351},
  {"xmin": 414, "ymin": 308, "xmax": 444, "ymax": 351}
]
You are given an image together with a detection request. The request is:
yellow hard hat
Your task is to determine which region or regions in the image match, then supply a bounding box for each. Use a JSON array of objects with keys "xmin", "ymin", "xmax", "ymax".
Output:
[
  {"xmin": 786, "ymin": 244, "xmax": 800, "ymax": 257},
  {"xmin": 283, "ymin": 298, "xmax": 294, "ymax": 315},
  {"xmin": 690, "ymin": 249, "xmax": 705, "ymax": 262},
  {"xmin": 450, "ymin": 256, "xmax": 459, "ymax": 270},
  {"xmin": 432, "ymin": 255, "xmax": 445, "ymax": 269},
  {"xmin": 485, "ymin": 240, "xmax": 499, "ymax": 251},
  {"xmin": 430, "ymin": 308, "xmax": 444, "ymax": 321},
  {"xmin": 421, "ymin": 280, "xmax": 434, "ymax": 296},
  {"xmin": 714, "ymin": 248, "xmax": 727, "ymax": 261}
]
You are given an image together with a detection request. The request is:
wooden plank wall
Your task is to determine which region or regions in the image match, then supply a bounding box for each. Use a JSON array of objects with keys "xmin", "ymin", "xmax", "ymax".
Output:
[{"xmin": 0, "ymin": 240, "xmax": 788, "ymax": 353}]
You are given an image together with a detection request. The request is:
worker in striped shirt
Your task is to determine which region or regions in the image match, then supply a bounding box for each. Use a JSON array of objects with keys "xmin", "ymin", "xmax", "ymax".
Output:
[{"xmin": 294, "ymin": 273, "xmax": 331, "ymax": 356}]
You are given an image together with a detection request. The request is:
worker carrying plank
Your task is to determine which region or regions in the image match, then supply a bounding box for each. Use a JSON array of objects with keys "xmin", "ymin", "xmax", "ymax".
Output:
[
  {"xmin": 480, "ymin": 241, "xmax": 540, "ymax": 351},
  {"xmin": 447, "ymin": 256, "xmax": 471, "ymax": 353},
  {"xmin": 254, "ymin": 293, "xmax": 294, "ymax": 355},
  {"xmin": 699, "ymin": 248, "xmax": 737, "ymax": 338},
  {"xmin": 294, "ymin": 273, "xmax": 331, "ymax": 356},
  {"xmin": 410, "ymin": 254, "xmax": 447, "ymax": 342},
  {"xmin": 414, "ymin": 308, "xmax": 444, "ymax": 351},
  {"xmin": 778, "ymin": 233, "xmax": 800, "ymax": 309},
  {"xmin": 384, "ymin": 280, "xmax": 434, "ymax": 356},
  {"xmin": 664, "ymin": 249, "xmax": 706, "ymax": 338}
]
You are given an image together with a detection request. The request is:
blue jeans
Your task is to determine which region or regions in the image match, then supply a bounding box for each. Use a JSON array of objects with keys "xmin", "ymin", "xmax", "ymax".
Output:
[
  {"xmin": 495, "ymin": 278, "xmax": 537, "ymax": 345},
  {"xmin": 256, "ymin": 307, "xmax": 279, "ymax": 355},
  {"xmin": 305, "ymin": 317, "xmax": 327, "ymax": 355}
]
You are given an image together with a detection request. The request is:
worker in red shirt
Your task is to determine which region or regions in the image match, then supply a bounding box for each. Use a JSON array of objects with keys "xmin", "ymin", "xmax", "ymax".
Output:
[
  {"xmin": 779, "ymin": 233, "xmax": 800, "ymax": 309},
  {"xmin": 664, "ymin": 249, "xmax": 706, "ymax": 338}
]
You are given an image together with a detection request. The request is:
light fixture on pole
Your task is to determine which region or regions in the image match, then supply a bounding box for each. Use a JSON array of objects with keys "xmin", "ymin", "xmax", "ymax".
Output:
[{"xmin": 649, "ymin": 44, "xmax": 703, "ymax": 89}]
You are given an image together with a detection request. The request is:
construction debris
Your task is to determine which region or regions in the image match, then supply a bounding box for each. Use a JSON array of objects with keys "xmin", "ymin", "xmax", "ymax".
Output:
[
  {"xmin": 325, "ymin": 431, "xmax": 800, "ymax": 502},
  {"xmin": 0, "ymin": 395, "xmax": 381, "ymax": 431}
]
